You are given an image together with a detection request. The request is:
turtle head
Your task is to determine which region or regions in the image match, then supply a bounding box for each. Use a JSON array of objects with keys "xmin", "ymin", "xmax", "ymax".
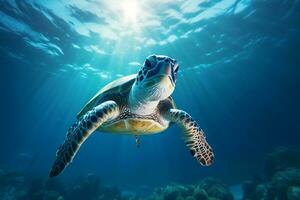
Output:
[{"xmin": 134, "ymin": 55, "xmax": 179, "ymax": 101}]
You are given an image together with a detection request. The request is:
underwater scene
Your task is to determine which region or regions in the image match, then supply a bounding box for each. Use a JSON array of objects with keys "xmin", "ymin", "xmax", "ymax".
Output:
[{"xmin": 1, "ymin": 0, "xmax": 300, "ymax": 199}]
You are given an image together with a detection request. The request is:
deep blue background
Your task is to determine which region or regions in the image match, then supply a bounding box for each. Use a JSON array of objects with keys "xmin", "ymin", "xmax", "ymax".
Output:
[{"xmin": 0, "ymin": 0, "xmax": 299, "ymax": 192}]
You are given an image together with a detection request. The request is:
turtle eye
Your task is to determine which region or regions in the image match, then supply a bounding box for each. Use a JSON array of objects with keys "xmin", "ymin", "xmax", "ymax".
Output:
[
  {"xmin": 144, "ymin": 59, "xmax": 152, "ymax": 69},
  {"xmin": 148, "ymin": 55, "xmax": 157, "ymax": 66}
]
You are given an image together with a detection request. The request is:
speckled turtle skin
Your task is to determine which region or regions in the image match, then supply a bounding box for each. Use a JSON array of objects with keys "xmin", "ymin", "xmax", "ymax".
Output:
[
  {"xmin": 49, "ymin": 55, "xmax": 214, "ymax": 178},
  {"xmin": 76, "ymin": 74, "xmax": 176, "ymax": 134}
]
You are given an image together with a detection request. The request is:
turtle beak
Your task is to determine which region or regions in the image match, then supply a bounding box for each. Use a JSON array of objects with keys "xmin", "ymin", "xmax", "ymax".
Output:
[
  {"xmin": 164, "ymin": 65, "xmax": 172, "ymax": 85},
  {"xmin": 171, "ymin": 62, "xmax": 178, "ymax": 84},
  {"xmin": 165, "ymin": 63, "xmax": 177, "ymax": 86}
]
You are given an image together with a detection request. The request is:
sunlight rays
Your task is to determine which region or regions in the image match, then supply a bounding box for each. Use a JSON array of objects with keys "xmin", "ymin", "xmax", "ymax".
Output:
[{"xmin": 121, "ymin": 0, "xmax": 140, "ymax": 30}]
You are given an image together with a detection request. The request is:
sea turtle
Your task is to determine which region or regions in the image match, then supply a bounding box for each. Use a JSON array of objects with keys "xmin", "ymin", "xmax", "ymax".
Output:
[{"xmin": 49, "ymin": 55, "xmax": 214, "ymax": 178}]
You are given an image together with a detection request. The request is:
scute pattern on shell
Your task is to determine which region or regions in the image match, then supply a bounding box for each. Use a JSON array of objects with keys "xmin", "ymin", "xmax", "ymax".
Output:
[{"xmin": 77, "ymin": 74, "xmax": 136, "ymax": 119}]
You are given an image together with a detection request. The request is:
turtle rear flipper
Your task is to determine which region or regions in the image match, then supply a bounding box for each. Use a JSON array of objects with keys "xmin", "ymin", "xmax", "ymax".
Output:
[{"xmin": 49, "ymin": 101, "xmax": 119, "ymax": 178}]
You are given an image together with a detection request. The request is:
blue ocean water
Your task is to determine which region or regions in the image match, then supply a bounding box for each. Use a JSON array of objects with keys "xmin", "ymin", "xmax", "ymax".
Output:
[{"xmin": 0, "ymin": 0, "xmax": 300, "ymax": 199}]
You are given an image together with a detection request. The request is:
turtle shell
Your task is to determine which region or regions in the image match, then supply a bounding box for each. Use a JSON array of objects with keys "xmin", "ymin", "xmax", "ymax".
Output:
[{"xmin": 77, "ymin": 74, "xmax": 136, "ymax": 118}]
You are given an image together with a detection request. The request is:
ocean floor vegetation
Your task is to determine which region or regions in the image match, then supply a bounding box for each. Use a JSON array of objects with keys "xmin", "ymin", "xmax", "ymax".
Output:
[
  {"xmin": 0, "ymin": 147, "xmax": 299, "ymax": 200},
  {"xmin": 0, "ymin": 171, "xmax": 122, "ymax": 200},
  {"xmin": 242, "ymin": 147, "xmax": 300, "ymax": 200},
  {"xmin": 144, "ymin": 178, "xmax": 233, "ymax": 200}
]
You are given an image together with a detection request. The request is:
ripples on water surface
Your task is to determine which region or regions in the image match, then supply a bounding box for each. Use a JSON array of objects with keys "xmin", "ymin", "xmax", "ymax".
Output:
[{"xmin": 0, "ymin": 0, "xmax": 299, "ymax": 199}]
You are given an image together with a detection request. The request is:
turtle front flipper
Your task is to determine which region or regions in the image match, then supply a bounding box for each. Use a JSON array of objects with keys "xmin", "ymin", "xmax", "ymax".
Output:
[
  {"xmin": 163, "ymin": 109, "xmax": 214, "ymax": 166},
  {"xmin": 49, "ymin": 101, "xmax": 119, "ymax": 178}
]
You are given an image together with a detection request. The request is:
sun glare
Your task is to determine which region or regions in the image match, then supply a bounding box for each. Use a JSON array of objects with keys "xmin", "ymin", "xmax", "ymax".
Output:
[{"xmin": 121, "ymin": 0, "xmax": 140, "ymax": 29}]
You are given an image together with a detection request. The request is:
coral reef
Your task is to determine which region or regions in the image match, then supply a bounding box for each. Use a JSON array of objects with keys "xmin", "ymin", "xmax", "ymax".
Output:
[
  {"xmin": 264, "ymin": 147, "xmax": 300, "ymax": 179},
  {"xmin": 145, "ymin": 178, "xmax": 233, "ymax": 200},
  {"xmin": 242, "ymin": 147, "xmax": 300, "ymax": 200},
  {"xmin": 0, "ymin": 168, "xmax": 233, "ymax": 200},
  {"xmin": 1, "ymin": 146, "xmax": 299, "ymax": 200},
  {"xmin": 0, "ymin": 169, "xmax": 122, "ymax": 200}
]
